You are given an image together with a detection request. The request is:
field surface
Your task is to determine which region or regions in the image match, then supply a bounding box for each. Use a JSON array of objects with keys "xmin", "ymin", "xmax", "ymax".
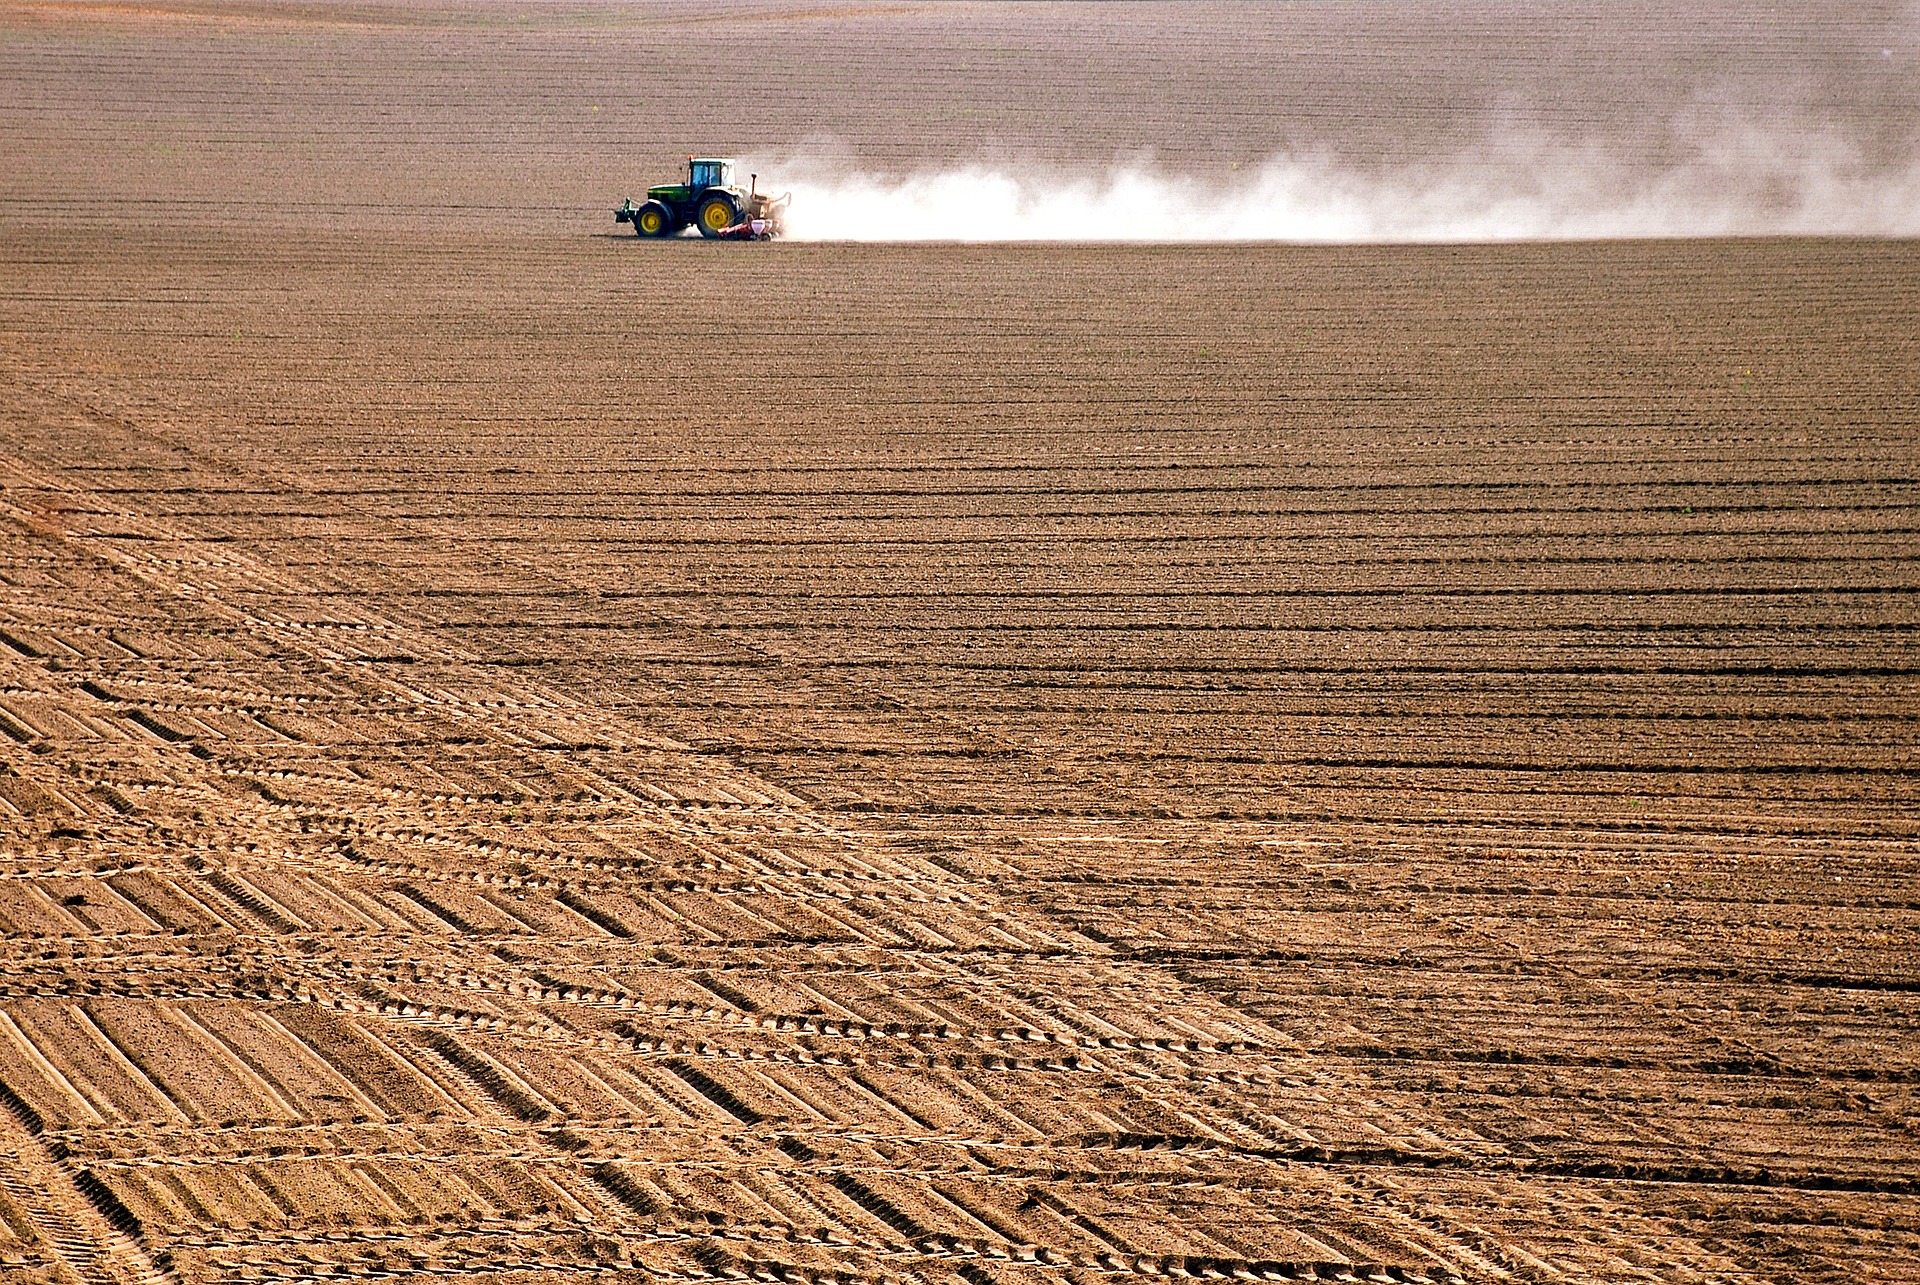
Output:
[{"xmin": 2, "ymin": 5, "xmax": 1919, "ymax": 1285}]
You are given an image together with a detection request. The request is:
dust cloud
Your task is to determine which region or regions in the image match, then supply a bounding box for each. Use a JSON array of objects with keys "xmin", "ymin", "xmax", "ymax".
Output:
[{"xmin": 761, "ymin": 126, "xmax": 1920, "ymax": 243}]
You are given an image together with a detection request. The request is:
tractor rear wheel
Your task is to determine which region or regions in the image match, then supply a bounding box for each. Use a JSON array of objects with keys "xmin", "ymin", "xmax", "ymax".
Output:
[
  {"xmin": 634, "ymin": 201, "xmax": 674, "ymax": 238},
  {"xmin": 696, "ymin": 193, "xmax": 740, "ymax": 238}
]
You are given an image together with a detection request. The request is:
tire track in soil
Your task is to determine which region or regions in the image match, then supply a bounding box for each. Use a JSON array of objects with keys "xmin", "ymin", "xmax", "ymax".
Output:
[
  {"xmin": 0, "ymin": 1076, "xmax": 174, "ymax": 1285},
  {"xmin": 5, "ymin": 225, "xmax": 1918, "ymax": 1284},
  {"xmin": 0, "ymin": 400, "xmax": 1501, "ymax": 1283}
]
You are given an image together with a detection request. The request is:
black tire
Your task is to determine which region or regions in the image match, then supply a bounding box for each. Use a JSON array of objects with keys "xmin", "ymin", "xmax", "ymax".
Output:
[
  {"xmin": 695, "ymin": 193, "xmax": 740, "ymax": 238},
  {"xmin": 633, "ymin": 200, "xmax": 674, "ymax": 238}
]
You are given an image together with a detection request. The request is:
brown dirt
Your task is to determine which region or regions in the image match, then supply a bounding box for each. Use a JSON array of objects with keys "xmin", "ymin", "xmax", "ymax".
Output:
[{"xmin": 2, "ymin": 5, "xmax": 1919, "ymax": 1285}]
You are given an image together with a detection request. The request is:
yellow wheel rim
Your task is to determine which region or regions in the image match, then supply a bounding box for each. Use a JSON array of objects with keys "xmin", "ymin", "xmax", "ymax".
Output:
[
  {"xmin": 702, "ymin": 202, "xmax": 731, "ymax": 231},
  {"xmin": 639, "ymin": 209, "xmax": 663, "ymax": 235}
]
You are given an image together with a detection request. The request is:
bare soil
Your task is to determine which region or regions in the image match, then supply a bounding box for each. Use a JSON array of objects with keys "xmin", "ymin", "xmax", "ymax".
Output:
[{"xmin": 2, "ymin": 5, "xmax": 1918, "ymax": 1285}]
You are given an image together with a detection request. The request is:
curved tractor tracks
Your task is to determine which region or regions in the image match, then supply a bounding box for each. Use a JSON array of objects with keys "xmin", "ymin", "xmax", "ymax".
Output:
[
  {"xmin": 0, "ymin": 387, "xmax": 1516, "ymax": 1285},
  {"xmin": 3, "ymin": 233, "xmax": 1919, "ymax": 1285}
]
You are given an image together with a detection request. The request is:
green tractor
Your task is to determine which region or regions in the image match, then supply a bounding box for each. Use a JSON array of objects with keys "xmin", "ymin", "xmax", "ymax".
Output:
[{"xmin": 615, "ymin": 157, "xmax": 789, "ymax": 239}]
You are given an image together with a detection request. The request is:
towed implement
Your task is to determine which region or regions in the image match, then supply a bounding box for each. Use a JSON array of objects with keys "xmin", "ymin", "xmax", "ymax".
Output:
[{"xmin": 615, "ymin": 156, "xmax": 789, "ymax": 240}]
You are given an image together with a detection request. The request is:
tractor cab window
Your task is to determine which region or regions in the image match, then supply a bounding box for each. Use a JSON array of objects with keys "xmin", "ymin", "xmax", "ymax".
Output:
[{"xmin": 690, "ymin": 160, "xmax": 732, "ymax": 190}]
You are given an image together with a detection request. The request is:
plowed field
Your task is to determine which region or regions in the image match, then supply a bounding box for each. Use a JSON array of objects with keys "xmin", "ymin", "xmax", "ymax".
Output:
[{"xmin": 2, "ymin": 5, "xmax": 1918, "ymax": 1285}]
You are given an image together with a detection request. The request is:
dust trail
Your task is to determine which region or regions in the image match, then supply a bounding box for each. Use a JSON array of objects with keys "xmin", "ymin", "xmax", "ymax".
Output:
[{"xmin": 758, "ymin": 129, "xmax": 1920, "ymax": 242}]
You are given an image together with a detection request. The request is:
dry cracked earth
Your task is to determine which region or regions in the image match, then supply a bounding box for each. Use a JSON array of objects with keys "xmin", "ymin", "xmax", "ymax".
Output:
[{"xmin": 2, "ymin": 5, "xmax": 1918, "ymax": 1285}]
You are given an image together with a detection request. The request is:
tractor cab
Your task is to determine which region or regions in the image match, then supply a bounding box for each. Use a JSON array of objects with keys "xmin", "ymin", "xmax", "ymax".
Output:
[{"xmin": 689, "ymin": 158, "xmax": 735, "ymax": 191}]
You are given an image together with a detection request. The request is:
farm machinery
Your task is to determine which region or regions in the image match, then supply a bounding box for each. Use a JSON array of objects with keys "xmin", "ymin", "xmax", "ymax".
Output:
[{"xmin": 615, "ymin": 157, "xmax": 789, "ymax": 240}]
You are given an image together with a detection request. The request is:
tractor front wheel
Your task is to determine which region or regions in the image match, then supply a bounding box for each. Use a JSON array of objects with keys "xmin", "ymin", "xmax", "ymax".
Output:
[
  {"xmin": 634, "ymin": 201, "xmax": 674, "ymax": 238},
  {"xmin": 696, "ymin": 193, "xmax": 740, "ymax": 238}
]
